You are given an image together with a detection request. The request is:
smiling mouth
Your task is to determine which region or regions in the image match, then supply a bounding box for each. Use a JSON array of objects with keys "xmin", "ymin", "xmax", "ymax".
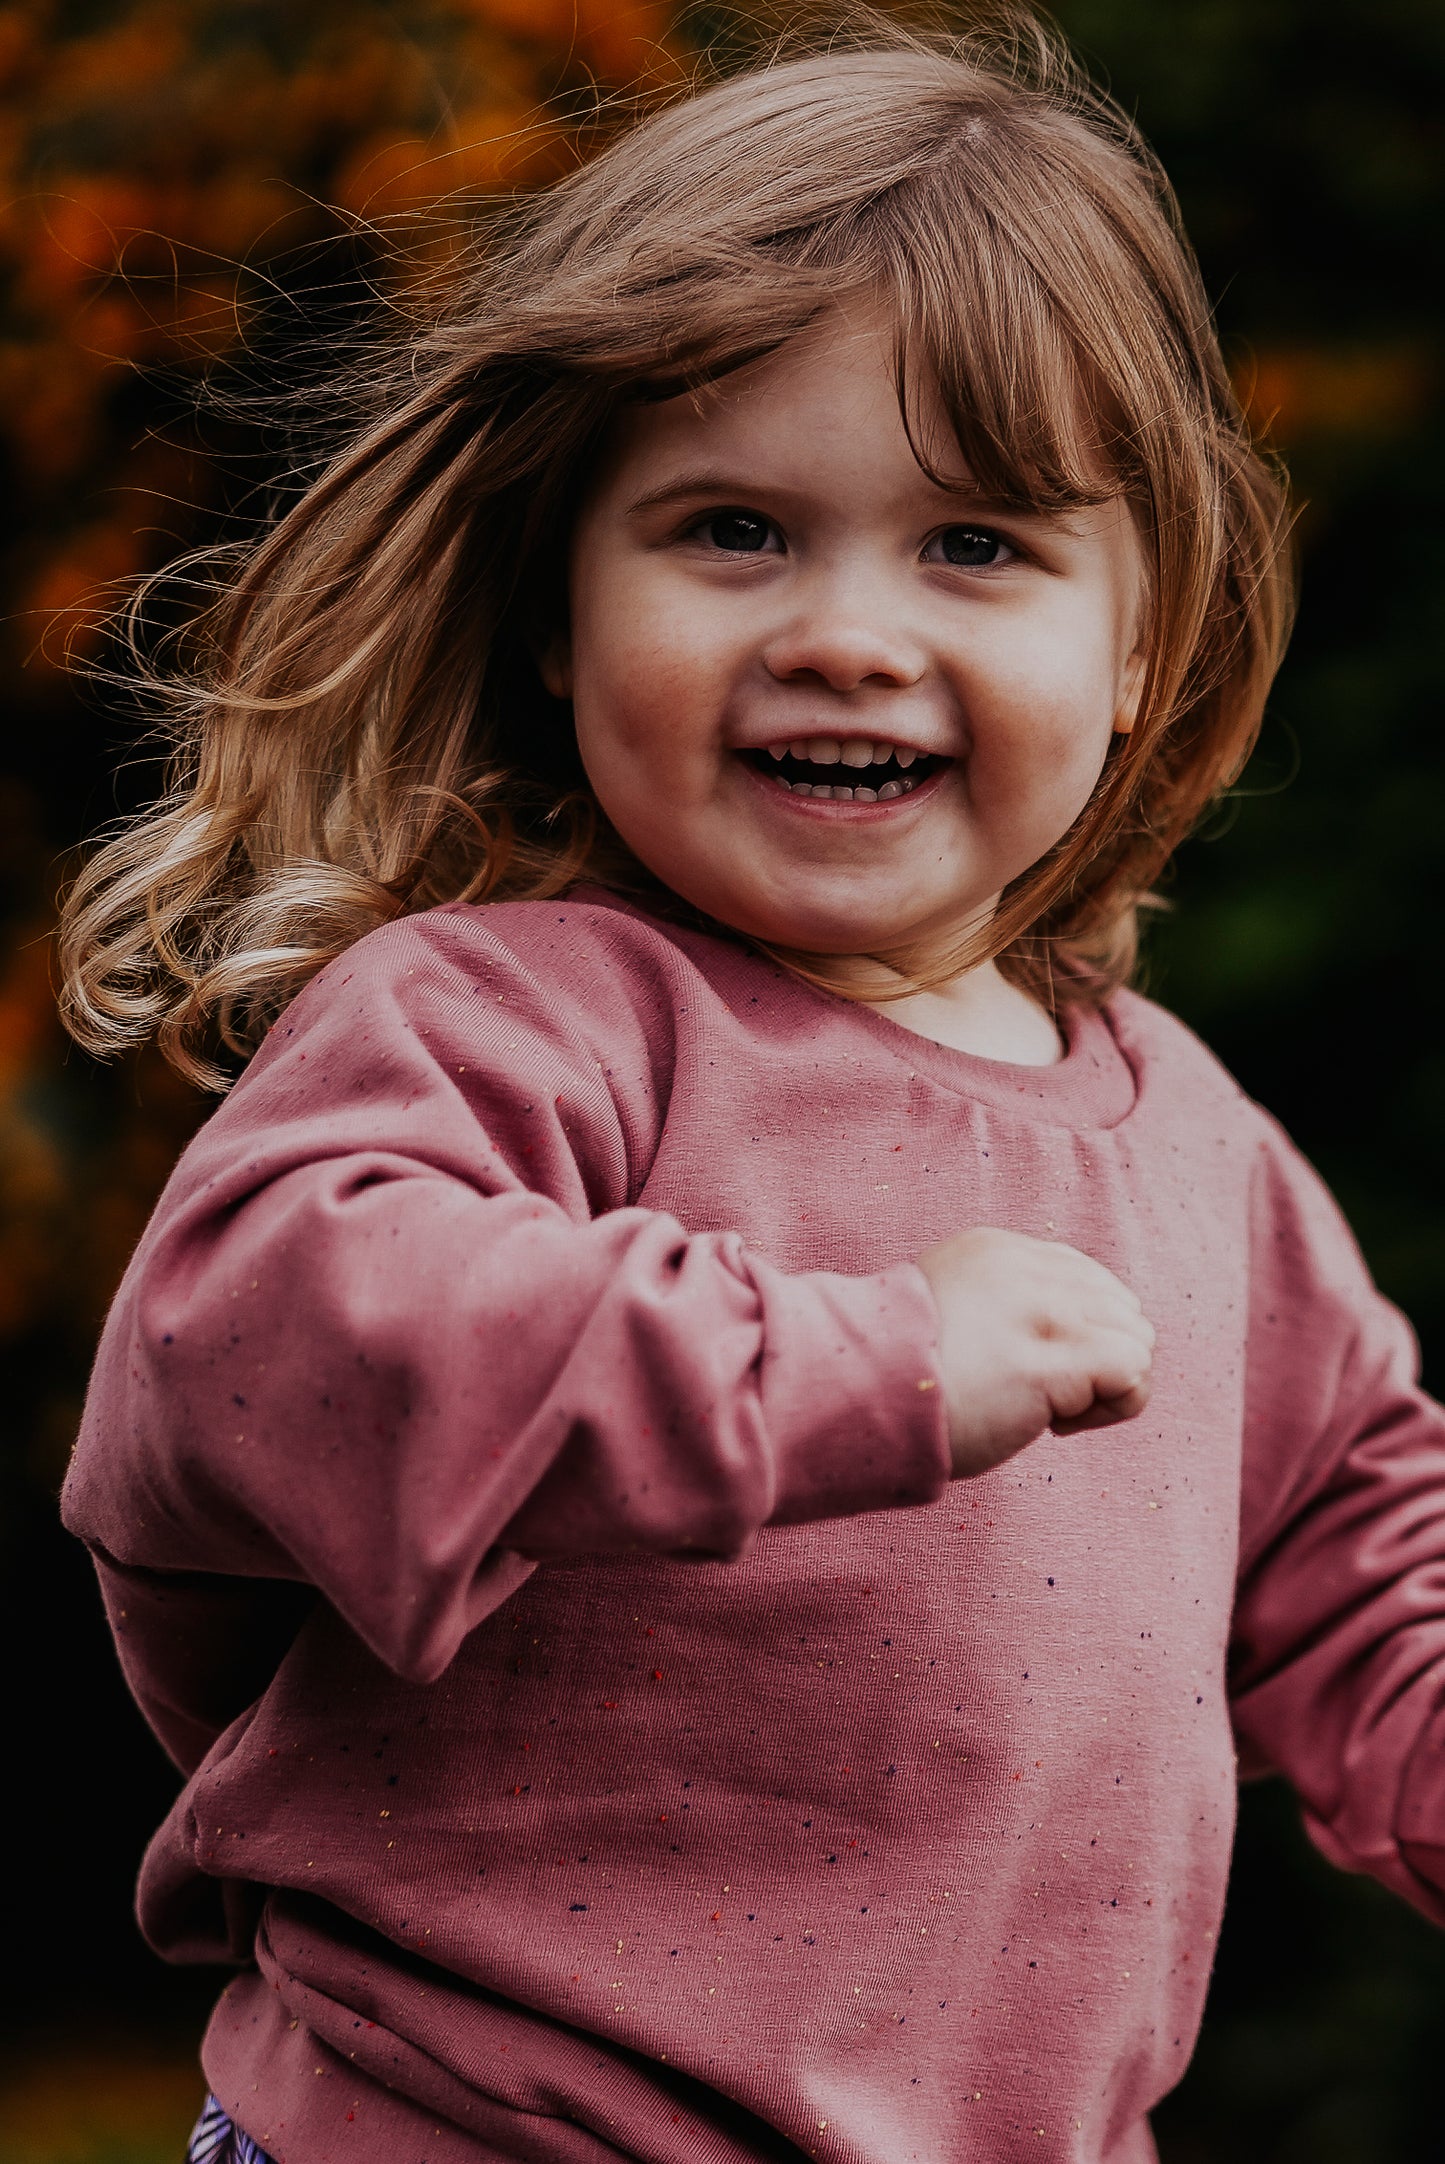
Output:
[{"xmin": 740, "ymin": 747, "xmax": 949, "ymax": 801}]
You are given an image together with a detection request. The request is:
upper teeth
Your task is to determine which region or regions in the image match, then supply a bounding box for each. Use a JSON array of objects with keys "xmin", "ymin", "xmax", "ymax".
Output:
[{"xmin": 768, "ymin": 739, "xmax": 919, "ymax": 768}]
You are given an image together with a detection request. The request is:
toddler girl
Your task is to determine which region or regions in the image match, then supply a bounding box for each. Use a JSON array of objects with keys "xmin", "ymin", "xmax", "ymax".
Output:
[{"xmin": 59, "ymin": 15, "xmax": 1445, "ymax": 2164}]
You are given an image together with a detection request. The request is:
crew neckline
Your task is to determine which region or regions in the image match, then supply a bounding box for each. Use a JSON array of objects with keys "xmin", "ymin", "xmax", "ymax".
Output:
[
  {"xmin": 563, "ymin": 882, "xmax": 1140, "ymax": 1132},
  {"xmin": 809, "ymin": 974, "xmax": 1138, "ymax": 1127}
]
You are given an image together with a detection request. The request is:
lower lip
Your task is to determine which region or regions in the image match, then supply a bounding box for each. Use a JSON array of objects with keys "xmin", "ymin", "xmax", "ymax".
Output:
[{"xmin": 738, "ymin": 755, "xmax": 952, "ymax": 820}]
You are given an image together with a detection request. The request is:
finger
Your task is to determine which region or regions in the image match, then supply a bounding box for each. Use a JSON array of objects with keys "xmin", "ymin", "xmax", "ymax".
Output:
[
  {"xmin": 1051, "ymin": 1377, "xmax": 1152, "ymax": 1435},
  {"xmin": 1043, "ymin": 1332, "xmax": 1151, "ymax": 1422},
  {"xmin": 1063, "ymin": 1297, "xmax": 1147, "ymax": 1337},
  {"xmin": 1090, "ymin": 1331, "xmax": 1153, "ymax": 1402},
  {"xmin": 1072, "ymin": 1296, "xmax": 1155, "ymax": 1342},
  {"xmin": 1041, "ymin": 1364, "xmax": 1104, "ymax": 1424}
]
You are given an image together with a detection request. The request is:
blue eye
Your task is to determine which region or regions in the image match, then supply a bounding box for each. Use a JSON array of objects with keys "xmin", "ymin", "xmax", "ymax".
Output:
[
  {"xmin": 702, "ymin": 509, "xmax": 773, "ymax": 553},
  {"xmin": 934, "ymin": 526, "xmax": 1009, "ymax": 567}
]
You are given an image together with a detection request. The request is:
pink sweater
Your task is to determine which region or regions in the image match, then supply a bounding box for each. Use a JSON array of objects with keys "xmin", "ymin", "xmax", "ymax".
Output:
[{"xmin": 63, "ymin": 888, "xmax": 1445, "ymax": 2164}]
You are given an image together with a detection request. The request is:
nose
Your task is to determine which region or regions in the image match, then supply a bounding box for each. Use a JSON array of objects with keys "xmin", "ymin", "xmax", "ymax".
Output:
[{"xmin": 760, "ymin": 574, "xmax": 927, "ymax": 694}]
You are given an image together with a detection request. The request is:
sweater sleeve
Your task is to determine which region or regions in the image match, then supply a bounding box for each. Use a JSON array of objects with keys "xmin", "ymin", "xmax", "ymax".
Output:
[
  {"xmin": 61, "ymin": 911, "xmax": 951, "ymax": 1688},
  {"xmin": 1229, "ymin": 1111, "xmax": 1445, "ymax": 1922}
]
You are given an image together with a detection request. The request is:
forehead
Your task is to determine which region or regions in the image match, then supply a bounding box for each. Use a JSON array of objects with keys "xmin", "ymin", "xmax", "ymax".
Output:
[
  {"xmin": 597, "ymin": 309, "xmax": 961, "ymax": 498},
  {"xmin": 589, "ymin": 301, "xmax": 1135, "ymax": 531}
]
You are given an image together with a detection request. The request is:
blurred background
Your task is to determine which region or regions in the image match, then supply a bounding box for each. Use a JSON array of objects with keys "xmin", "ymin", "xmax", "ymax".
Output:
[{"xmin": 1, "ymin": 1, "xmax": 1442, "ymax": 2159}]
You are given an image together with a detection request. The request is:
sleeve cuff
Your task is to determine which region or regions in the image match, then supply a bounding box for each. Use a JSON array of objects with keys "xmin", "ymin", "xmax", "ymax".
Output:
[{"xmin": 755, "ymin": 1256, "xmax": 952, "ymax": 1525}]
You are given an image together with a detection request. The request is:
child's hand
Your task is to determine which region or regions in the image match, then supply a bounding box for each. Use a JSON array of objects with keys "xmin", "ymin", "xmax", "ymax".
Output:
[{"xmin": 915, "ymin": 1228, "xmax": 1154, "ymax": 1478}]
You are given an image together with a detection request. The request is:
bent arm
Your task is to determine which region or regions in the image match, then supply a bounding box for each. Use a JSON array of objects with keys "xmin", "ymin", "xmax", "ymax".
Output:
[
  {"xmin": 63, "ymin": 915, "xmax": 950, "ymax": 1686},
  {"xmin": 1229, "ymin": 1117, "xmax": 1445, "ymax": 1922}
]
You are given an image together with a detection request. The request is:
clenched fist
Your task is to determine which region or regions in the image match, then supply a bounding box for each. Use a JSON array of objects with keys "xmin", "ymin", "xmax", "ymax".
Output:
[{"xmin": 914, "ymin": 1227, "xmax": 1154, "ymax": 1479}]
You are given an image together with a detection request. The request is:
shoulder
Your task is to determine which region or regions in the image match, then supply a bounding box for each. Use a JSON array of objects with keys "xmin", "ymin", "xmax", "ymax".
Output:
[
  {"xmin": 1103, "ymin": 983, "xmax": 1262, "ymax": 1129},
  {"xmin": 232, "ymin": 894, "xmax": 721, "ymax": 1199},
  {"xmin": 147, "ymin": 896, "xmax": 709, "ymax": 1224},
  {"xmin": 1102, "ymin": 983, "xmax": 1338, "ymax": 1205},
  {"xmin": 264, "ymin": 893, "xmax": 707, "ymax": 1069},
  {"xmin": 1107, "ymin": 985, "xmax": 1371, "ymax": 1278},
  {"xmin": 422, "ymin": 891, "xmax": 715, "ymax": 1017}
]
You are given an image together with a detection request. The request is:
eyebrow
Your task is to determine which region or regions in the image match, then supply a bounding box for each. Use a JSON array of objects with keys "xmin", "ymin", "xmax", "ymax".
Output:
[
  {"xmin": 624, "ymin": 470, "xmax": 783, "ymax": 518},
  {"xmin": 622, "ymin": 465, "xmax": 1027, "ymax": 522}
]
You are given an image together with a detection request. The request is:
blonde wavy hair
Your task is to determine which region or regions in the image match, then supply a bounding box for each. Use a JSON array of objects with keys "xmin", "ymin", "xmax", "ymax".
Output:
[{"xmin": 58, "ymin": 5, "xmax": 1294, "ymax": 1088}]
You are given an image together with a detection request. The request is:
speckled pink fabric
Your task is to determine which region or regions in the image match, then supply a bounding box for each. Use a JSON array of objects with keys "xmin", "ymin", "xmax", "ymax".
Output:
[{"xmin": 65, "ymin": 888, "xmax": 1445, "ymax": 2164}]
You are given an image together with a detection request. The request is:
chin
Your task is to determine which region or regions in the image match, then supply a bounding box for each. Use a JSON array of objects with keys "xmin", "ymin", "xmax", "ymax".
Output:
[
  {"xmin": 726, "ymin": 907, "xmax": 912, "ymax": 957},
  {"xmin": 669, "ymin": 863, "xmax": 952, "ymax": 957}
]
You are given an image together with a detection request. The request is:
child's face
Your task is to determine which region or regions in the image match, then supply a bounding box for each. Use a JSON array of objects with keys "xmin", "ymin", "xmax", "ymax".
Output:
[{"xmin": 549, "ymin": 307, "xmax": 1146, "ymax": 970}]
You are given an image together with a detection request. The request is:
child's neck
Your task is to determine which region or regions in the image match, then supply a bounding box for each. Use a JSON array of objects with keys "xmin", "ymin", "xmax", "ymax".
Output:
[{"xmin": 861, "ymin": 959, "xmax": 1065, "ymax": 1066}]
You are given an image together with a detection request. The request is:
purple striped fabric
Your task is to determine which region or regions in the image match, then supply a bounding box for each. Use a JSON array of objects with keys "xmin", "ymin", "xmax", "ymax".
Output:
[{"xmin": 186, "ymin": 2095, "xmax": 274, "ymax": 2164}]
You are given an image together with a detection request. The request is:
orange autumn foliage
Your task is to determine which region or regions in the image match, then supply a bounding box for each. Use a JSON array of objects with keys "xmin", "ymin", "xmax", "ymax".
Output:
[
  {"xmin": 0, "ymin": 0, "xmax": 682, "ymax": 675},
  {"xmin": 0, "ymin": 0, "xmax": 687, "ymax": 1439}
]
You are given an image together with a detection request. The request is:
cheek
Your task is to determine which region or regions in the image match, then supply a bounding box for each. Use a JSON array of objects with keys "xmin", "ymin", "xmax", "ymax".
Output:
[
  {"xmin": 570, "ymin": 581, "xmax": 737, "ymax": 774},
  {"xmin": 958, "ymin": 642, "xmax": 1120, "ymax": 830},
  {"xmin": 973, "ymin": 668, "xmax": 1115, "ymax": 768}
]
